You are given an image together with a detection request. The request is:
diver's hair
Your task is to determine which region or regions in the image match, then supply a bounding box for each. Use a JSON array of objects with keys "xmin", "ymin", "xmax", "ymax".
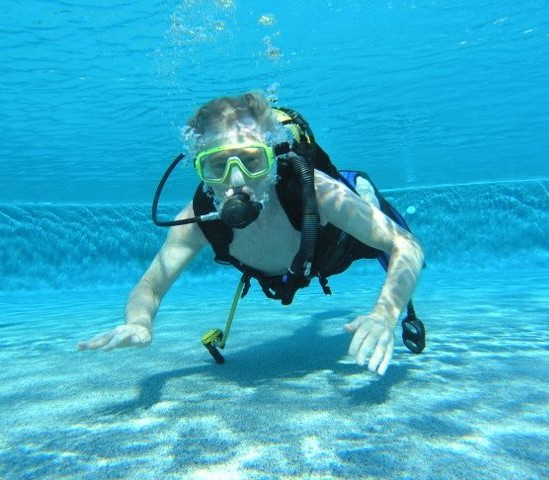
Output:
[{"xmin": 187, "ymin": 92, "xmax": 277, "ymax": 145}]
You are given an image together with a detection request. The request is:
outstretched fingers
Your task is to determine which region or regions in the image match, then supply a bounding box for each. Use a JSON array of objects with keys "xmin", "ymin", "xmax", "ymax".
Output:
[
  {"xmin": 354, "ymin": 332, "xmax": 377, "ymax": 367},
  {"xmin": 344, "ymin": 315, "xmax": 395, "ymax": 375},
  {"xmin": 77, "ymin": 325, "xmax": 151, "ymax": 351},
  {"xmin": 103, "ymin": 330, "xmax": 128, "ymax": 351},
  {"xmin": 104, "ymin": 327, "xmax": 150, "ymax": 350},
  {"xmin": 77, "ymin": 331, "xmax": 114, "ymax": 350},
  {"xmin": 368, "ymin": 339, "xmax": 393, "ymax": 375}
]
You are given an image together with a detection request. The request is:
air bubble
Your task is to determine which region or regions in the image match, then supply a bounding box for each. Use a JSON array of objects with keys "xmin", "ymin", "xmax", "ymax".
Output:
[{"xmin": 258, "ymin": 14, "xmax": 276, "ymax": 26}]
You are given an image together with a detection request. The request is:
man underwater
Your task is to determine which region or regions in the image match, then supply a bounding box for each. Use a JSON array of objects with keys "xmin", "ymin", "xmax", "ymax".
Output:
[{"xmin": 78, "ymin": 92, "xmax": 425, "ymax": 376}]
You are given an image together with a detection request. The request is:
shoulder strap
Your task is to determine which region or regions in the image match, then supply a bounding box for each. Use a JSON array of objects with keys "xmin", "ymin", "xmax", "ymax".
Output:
[
  {"xmin": 272, "ymin": 107, "xmax": 339, "ymax": 179},
  {"xmin": 275, "ymin": 159, "xmax": 301, "ymax": 230},
  {"xmin": 192, "ymin": 183, "xmax": 233, "ymax": 264}
]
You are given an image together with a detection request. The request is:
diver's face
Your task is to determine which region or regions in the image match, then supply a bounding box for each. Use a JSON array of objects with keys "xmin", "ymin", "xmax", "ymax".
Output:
[
  {"xmin": 209, "ymin": 162, "xmax": 272, "ymax": 211},
  {"xmin": 197, "ymin": 131, "xmax": 274, "ymax": 205}
]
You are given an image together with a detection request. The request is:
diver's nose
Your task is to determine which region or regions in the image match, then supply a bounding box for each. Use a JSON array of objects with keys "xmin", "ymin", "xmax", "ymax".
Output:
[{"xmin": 228, "ymin": 164, "xmax": 246, "ymax": 188}]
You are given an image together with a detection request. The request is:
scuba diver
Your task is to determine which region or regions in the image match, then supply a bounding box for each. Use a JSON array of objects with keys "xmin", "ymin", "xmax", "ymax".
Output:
[{"xmin": 78, "ymin": 92, "xmax": 425, "ymax": 376}]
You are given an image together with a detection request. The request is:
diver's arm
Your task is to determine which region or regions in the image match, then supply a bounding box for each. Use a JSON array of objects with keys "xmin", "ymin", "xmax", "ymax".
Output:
[
  {"xmin": 315, "ymin": 171, "xmax": 424, "ymax": 374},
  {"xmin": 77, "ymin": 202, "xmax": 208, "ymax": 351},
  {"xmin": 123, "ymin": 205, "xmax": 207, "ymax": 329}
]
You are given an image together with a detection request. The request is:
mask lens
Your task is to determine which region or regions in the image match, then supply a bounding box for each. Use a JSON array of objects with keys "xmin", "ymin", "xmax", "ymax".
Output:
[
  {"xmin": 235, "ymin": 147, "xmax": 269, "ymax": 174},
  {"xmin": 196, "ymin": 144, "xmax": 273, "ymax": 183},
  {"xmin": 200, "ymin": 150, "xmax": 231, "ymax": 181}
]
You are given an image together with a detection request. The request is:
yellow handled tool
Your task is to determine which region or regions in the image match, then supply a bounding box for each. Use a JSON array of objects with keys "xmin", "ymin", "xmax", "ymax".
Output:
[{"xmin": 201, "ymin": 277, "xmax": 246, "ymax": 364}]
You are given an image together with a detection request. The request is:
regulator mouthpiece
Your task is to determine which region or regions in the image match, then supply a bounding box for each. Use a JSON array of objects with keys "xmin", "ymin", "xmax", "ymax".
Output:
[{"xmin": 220, "ymin": 190, "xmax": 263, "ymax": 229}]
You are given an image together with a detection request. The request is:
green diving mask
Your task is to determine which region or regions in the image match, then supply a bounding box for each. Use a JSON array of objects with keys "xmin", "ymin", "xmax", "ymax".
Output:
[{"xmin": 194, "ymin": 143, "xmax": 276, "ymax": 184}]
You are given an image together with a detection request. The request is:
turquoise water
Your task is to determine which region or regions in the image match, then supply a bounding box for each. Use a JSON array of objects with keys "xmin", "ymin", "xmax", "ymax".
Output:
[
  {"xmin": 3, "ymin": 0, "xmax": 549, "ymax": 202},
  {"xmin": 1, "ymin": 1, "xmax": 548, "ymax": 479}
]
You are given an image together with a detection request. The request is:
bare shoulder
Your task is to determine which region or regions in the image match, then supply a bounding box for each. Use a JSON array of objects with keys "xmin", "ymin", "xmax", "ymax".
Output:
[
  {"xmin": 313, "ymin": 170, "xmax": 411, "ymax": 253},
  {"xmin": 314, "ymin": 170, "xmax": 372, "ymax": 225}
]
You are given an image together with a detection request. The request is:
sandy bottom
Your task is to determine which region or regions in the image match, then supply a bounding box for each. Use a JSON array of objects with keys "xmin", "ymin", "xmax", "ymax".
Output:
[{"xmin": 0, "ymin": 267, "xmax": 548, "ymax": 479}]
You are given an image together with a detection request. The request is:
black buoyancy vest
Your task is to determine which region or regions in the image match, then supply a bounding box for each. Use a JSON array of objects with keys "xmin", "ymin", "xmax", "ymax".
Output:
[{"xmin": 192, "ymin": 107, "xmax": 413, "ymax": 304}]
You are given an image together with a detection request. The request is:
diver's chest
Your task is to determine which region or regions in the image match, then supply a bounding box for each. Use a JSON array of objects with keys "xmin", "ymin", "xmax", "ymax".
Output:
[{"xmin": 229, "ymin": 209, "xmax": 301, "ymax": 275}]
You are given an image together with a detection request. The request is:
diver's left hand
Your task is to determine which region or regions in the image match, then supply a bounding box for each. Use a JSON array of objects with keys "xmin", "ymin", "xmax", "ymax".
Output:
[{"xmin": 344, "ymin": 313, "xmax": 395, "ymax": 375}]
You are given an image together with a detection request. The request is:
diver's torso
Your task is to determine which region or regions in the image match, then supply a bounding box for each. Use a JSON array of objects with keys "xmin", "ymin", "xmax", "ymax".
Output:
[{"xmin": 228, "ymin": 186, "xmax": 301, "ymax": 276}]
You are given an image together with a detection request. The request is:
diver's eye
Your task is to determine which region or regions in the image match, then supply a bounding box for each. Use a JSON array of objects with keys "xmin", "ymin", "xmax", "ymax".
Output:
[
  {"xmin": 207, "ymin": 153, "xmax": 229, "ymax": 177},
  {"xmin": 241, "ymin": 154, "xmax": 261, "ymax": 170},
  {"xmin": 238, "ymin": 148, "xmax": 265, "ymax": 172}
]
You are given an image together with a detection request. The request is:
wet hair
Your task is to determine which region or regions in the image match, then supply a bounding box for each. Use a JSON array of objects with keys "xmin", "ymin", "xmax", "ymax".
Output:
[{"xmin": 187, "ymin": 92, "xmax": 279, "ymax": 148}]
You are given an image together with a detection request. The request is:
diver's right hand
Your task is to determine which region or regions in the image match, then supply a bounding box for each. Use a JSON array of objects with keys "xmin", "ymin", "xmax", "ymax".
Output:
[{"xmin": 77, "ymin": 324, "xmax": 151, "ymax": 351}]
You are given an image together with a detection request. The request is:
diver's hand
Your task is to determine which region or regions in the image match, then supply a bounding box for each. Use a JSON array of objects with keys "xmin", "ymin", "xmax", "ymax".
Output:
[
  {"xmin": 344, "ymin": 313, "xmax": 395, "ymax": 375},
  {"xmin": 77, "ymin": 324, "xmax": 151, "ymax": 351}
]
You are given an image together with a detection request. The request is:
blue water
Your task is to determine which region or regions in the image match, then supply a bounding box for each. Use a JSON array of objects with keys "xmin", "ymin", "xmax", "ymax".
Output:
[
  {"xmin": 1, "ymin": 1, "xmax": 548, "ymax": 479},
  {"xmin": 2, "ymin": 0, "xmax": 549, "ymax": 202}
]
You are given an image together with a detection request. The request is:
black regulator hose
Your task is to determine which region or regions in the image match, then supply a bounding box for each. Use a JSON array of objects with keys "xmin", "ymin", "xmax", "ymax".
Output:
[
  {"xmin": 152, "ymin": 153, "xmax": 220, "ymax": 227},
  {"xmin": 286, "ymin": 153, "xmax": 318, "ymax": 277}
]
